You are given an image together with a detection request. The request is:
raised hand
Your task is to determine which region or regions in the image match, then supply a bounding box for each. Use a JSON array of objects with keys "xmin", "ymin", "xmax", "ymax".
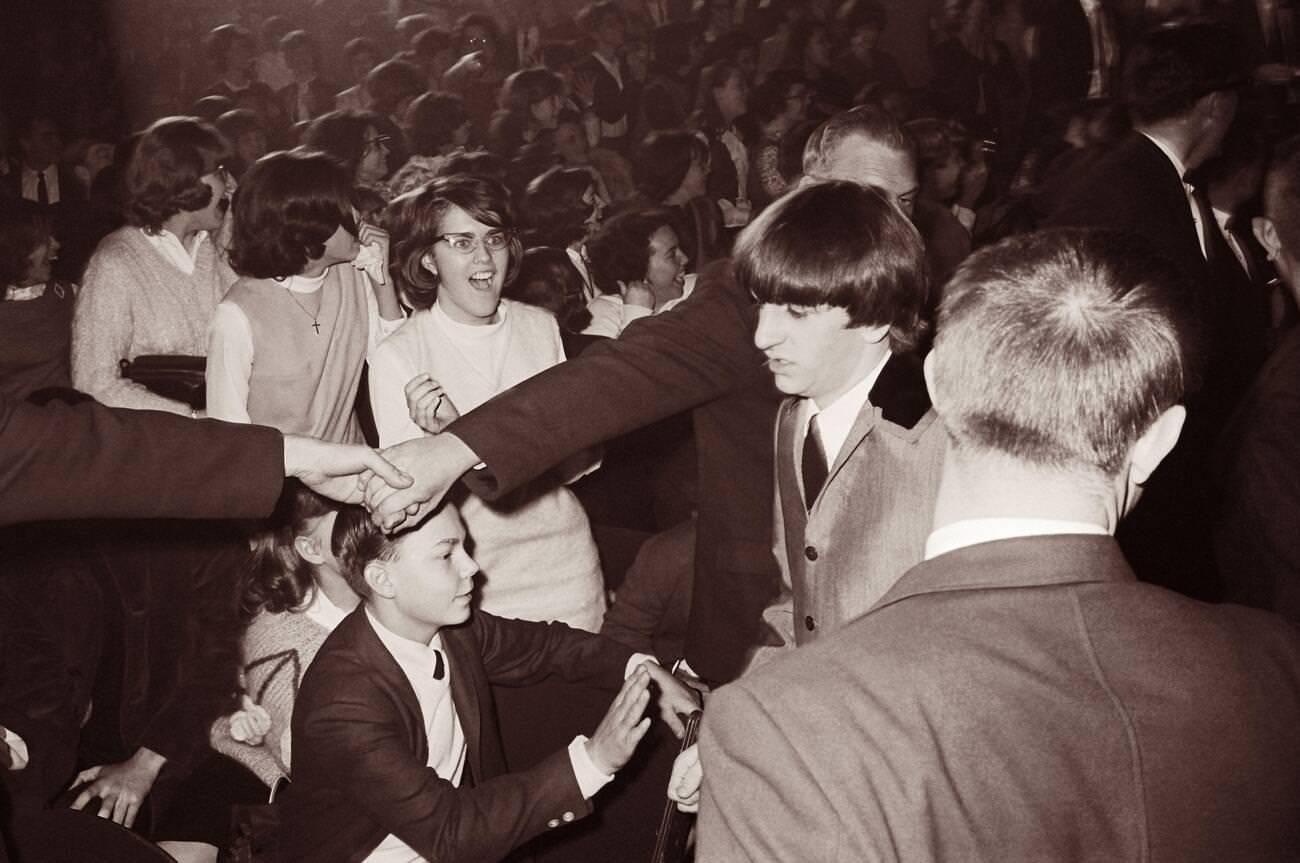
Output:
[
  {"xmin": 585, "ymin": 666, "xmax": 653, "ymax": 775},
  {"xmin": 282, "ymin": 435, "xmax": 411, "ymax": 504},
  {"xmin": 364, "ymin": 432, "xmax": 480, "ymax": 532},
  {"xmin": 405, "ymin": 373, "xmax": 460, "ymax": 435}
]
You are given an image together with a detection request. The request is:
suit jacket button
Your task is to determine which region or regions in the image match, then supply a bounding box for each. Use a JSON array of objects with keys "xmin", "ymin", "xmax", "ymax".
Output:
[
  {"xmin": 804, "ymin": 615, "xmax": 816, "ymax": 631},
  {"xmin": 547, "ymin": 819, "xmax": 560, "ymax": 829},
  {"xmin": 804, "ymin": 545, "xmax": 818, "ymax": 561},
  {"xmin": 562, "ymin": 811, "xmax": 576, "ymax": 823}
]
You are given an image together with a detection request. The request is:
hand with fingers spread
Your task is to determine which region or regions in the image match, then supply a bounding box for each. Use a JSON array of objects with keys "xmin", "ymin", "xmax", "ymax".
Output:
[
  {"xmin": 667, "ymin": 742, "xmax": 702, "ymax": 813},
  {"xmin": 585, "ymin": 666, "xmax": 653, "ymax": 775},
  {"xmin": 573, "ymin": 70, "xmax": 597, "ymax": 109},
  {"xmin": 283, "ymin": 434, "xmax": 412, "ymax": 505},
  {"xmin": 70, "ymin": 747, "xmax": 166, "ymax": 828},
  {"xmin": 365, "ymin": 432, "xmax": 481, "ymax": 532},
  {"xmin": 405, "ymin": 373, "xmax": 460, "ymax": 435}
]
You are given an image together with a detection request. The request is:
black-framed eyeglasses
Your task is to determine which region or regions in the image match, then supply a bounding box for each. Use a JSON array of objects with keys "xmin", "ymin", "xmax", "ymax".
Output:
[
  {"xmin": 363, "ymin": 134, "xmax": 391, "ymax": 153},
  {"xmin": 435, "ymin": 230, "xmax": 512, "ymax": 254}
]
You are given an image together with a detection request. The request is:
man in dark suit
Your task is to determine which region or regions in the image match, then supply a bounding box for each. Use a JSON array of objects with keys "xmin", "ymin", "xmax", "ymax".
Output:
[
  {"xmin": 1216, "ymin": 136, "xmax": 1300, "ymax": 622},
  {"xmin": 277, "ymin": 30, "xmax": 337, "ymax": 125},
  {"xmin": 575, "ymin": 1, "xmax": 633, "ymax": 151},
  {"xmin": 697, "ymin": 228, "xmax": 1300, "ymax": 862},
  {"xmin": 364, "ymin": 107, "xmax": 923, "ymax": 686},
  {"xmin": 1037, "ymin": 20, "xmax": 1247, "ymax": 602},
  {"xmin": 1, "ymin": 114, "xmax": 93, "ymax": 281},
  {"xmin": 280, "ymin": 504, "xmax": 698, "ymax": 863}
]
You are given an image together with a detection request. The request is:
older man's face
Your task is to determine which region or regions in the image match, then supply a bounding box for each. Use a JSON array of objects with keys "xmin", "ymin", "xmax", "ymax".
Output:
[{"xmin": 811, "ymin": 134, "xmax": 918, "ymax": 217}]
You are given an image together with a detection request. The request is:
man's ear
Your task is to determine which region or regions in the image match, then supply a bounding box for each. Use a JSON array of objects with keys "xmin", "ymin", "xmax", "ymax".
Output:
[
  {"xmin": 1254, "ymin": 215, "xmax": 1282, "ymax": 261},
  {"xmin": 365, "ymin": 560, "xmax": 396, "ymax": 599},
  {"xmin": 294, "ymin": 534, "xmax": 326, "ymax": 566},
  {"xmin": 1130, "ymin": 405, "xmax": 1185, "ymax": 486}
]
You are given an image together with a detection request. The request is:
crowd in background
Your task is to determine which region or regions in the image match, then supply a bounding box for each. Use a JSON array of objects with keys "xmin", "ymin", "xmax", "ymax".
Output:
[{"xmin": 3, "ymin": 0, "xmax": 1300, "ymax": 860}]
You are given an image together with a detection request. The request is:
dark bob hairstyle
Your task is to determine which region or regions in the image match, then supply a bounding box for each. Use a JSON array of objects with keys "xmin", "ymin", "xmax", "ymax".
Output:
[
  {"xmin": 635, "ymin": 129, "xmax": 710, "ymax": 203},
  {"xmin": 522, "ymin": 165, "xmax": 600, "ymax": 249},
  {"xmin": 734, "ymin": 179, "xmax": 929, "ymax": 352},
  {"xmin": 0, "ymin": 197, "xmax": 53, "ymax": 287},
  {"xmin": 383, "ymin": 174, "xmax": 522, "ymax": 311},
  {"xmin": 584, "ymin": 207, "xmax": 676, "ymax": 297},
  {"xmin": 302, "ymin": 109, "xmax": 384, "ymax": 180},
  {"xmin": 125, "ymin": 116, "xmax": 230, "ymax": 233},
  {"xmin": 228, "ymin": 148, "xmax": 358, "ymax": 280}
]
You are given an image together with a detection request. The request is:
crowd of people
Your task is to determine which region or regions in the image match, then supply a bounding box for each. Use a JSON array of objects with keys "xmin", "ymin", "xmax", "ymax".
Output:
[{"xmin": 3, "ymin": 0, "xmax": 1300, "ymax": 861}]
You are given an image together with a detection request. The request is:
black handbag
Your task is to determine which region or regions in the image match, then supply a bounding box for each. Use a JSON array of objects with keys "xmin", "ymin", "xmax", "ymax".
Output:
[{"xmin": 119, "ymin": 355, "xmax": 206, "ymax": 410}]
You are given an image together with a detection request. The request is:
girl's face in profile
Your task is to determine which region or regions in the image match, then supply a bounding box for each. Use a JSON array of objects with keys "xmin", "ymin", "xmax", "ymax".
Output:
[{"xmin": 424, "ymin": 204, "xmax": 510, "ymax": 325}]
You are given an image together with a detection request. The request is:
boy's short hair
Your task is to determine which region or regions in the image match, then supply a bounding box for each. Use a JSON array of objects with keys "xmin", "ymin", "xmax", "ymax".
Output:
[
  {"xmin": 331, "ymin": 505, "xmax": 401, "ymax": 600},
  {"xmin": 734, "ymin": 179, "xmax": 929, "ymax": 352},
  {"xmin": 228, "ymin": 148, "xmax": 357, "ymax": 279},
  {"xmin": 931, "ymin": 228, "xmax": 1191, "ymax": 477}
]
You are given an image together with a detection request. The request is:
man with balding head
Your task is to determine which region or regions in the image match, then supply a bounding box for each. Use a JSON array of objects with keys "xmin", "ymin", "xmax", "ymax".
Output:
[
  {"xmin": 698, "ymin": 228, "xmax": 1300, "ymax": 862},
  {"xmin": 366, "ymin": 106, "xmax": 927, "ymax": 684}
]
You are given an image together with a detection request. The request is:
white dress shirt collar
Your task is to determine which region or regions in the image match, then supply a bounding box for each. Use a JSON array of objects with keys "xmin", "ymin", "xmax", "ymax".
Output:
[
  {"xmin": 301, "ymin": 585, "xmax": 351, "ymax": 631},
  {"xmin": 141, "ymin": 227, "xmax": 209, "ymax": 275},
  {"xmin": 277, "ymin": 271, "xmax": 328, "ymax": 294},
  {"xmin": 799, "ymin": 351, "xmax": 892, "ymax": 467},
  {"xmin": 924, "ymin": 517, "xmax": 1108, "ymax": 561},
  {"xmin": 21, "ymin": 164, "xmax": 59, "ymax": 205}
]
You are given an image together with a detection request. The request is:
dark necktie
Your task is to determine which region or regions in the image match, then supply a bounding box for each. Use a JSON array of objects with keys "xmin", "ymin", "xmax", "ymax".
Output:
[
  {"xmin": 36, "ymin": 170, "xmax": 48, "ymax": 206},
  {"xmin": 432, "ymin": 648, "xmax": 445, "ymax": 681},
  {"xmin": 801, "ymin": 414, "xmax": 828, "ymax": 510}
]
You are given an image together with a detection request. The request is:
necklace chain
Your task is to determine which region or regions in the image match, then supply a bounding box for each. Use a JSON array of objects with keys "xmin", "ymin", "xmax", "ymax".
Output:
[{"xmin": 282, "ymin": 284, "xmax": 322, "ymax": 334}]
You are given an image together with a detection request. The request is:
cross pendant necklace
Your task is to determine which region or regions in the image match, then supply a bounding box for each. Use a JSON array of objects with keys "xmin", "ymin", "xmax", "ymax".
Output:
[{"xmin": 282, "ymin": 285, "xmax": 322, "ymax": 334}]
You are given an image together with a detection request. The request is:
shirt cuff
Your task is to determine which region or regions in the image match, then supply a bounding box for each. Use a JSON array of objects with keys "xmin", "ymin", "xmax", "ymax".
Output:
[
  {"xmin": 2, "ymin": 726, "xmax": 29, "ymax": 771},
  {"xmin": 624, "ymin": 652, "xmax": 658, "ymax": 679},
  {"xmin": 568, "ymin": 734, "xmax": 613, "ymax": 798}
]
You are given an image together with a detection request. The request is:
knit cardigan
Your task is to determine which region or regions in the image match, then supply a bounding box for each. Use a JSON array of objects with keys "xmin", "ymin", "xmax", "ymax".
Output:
[
  {"xmin": 210, "ymin": 609, "xmax": 330, "ymax": 789},
  {"xmin": 72, "ymin": 226, "xmax": 235, "ymax": 414}
]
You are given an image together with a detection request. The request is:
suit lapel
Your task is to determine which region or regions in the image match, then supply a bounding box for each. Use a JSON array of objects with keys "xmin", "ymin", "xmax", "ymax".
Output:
[
  {"xmin": 440, "ymin": 625, "xmax": 483, "ymax": 787},
  {"xmin": 826, "ymin": 352, "xmax": 932, "ymax": 488},
  {"xmin": 348, "ymin": 609, "xmax": 430, "ymax": 765}
]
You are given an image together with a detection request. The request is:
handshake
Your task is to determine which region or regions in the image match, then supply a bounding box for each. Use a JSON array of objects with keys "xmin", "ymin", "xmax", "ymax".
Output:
[{"xmin": 283, "ymin": 430, "xmax": 480, "ymax": 530}]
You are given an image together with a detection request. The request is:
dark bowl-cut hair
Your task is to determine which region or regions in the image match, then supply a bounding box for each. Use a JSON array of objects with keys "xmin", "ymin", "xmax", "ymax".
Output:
[
  {"xmin": 228, "ymin": 148, "xmax": 358, "ymax": 280},
  {"xmin": 405, "ymin": 92, "xmax": 470, "ymax": 156},
  {"xmin": 1122, "ymin": 19, "xmax": 1245, "ymax": 126},
  {"xmin": 585, "ymin": 207, "xmax": 677, "ymax": 296},
  {"xmin": 498, "ymin": 67, "xmax": 565, "ymax": 114},
  {"xmin": 365, "ymin": 59, "xmax": 424, "ymax": 115},
  {"xmin": 636, "ymin": 130, "xmax": 710, "ymax": 203},
  {"xmin": 735, "ymin": 179, "xmax": 928, "ymax": 352},
  {"xmin": 302, "ymin": 109, "xmax": 383, "ymax": 179},
  {"xmin": 241, "ymin": 482, "xmax": 336, "ymax": 617},
  {"xmin": 383, "ymin": 174, "xmax": 522, "ymax": 310},
  {"xmin": 522, "ymin": 166, "xmax": 600, "ymax": 248},
  {"xmin": 506, "ymin": 245, "xmax": 594, "ymax": 333},
  {"xmin": 0, "ymin": 198, "xmax": 53, "ymax": 287},
  {"xmin": 125, "ymin": 116, "xmax": 230, "ymax": 233}
]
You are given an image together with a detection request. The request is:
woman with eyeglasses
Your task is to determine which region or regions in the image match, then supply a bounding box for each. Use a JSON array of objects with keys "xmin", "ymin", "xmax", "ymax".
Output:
[
  {"xmin": 302, "ymin": 109, "xmax": 394, "ymax": 191},
  {"xmin": 370, "ymin": 174, "xmax": 607, "ymax": 633},
  {"xmin": 71, "ymin": 116, "xmax": 238, "ymax": 414},
  {"xmin": 205, "ymin": 148, "xmax": 403, "ymax": 441}
]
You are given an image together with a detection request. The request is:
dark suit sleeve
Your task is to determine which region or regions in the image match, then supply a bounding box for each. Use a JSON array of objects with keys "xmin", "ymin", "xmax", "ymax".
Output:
[
  {"xmin": 473, "ymin": 613, "xmax": 633, "ymax": 691},
  {"xmin": 0, "ymin": 393, "xmax": 284, "ymax": 526},
  {"xmin": 453, "ymin": 261, "xmax": 754, "ymax": 499},
  {"xmin": 296, "ymin": 657, "xmax": 592, "ymax": 863}
]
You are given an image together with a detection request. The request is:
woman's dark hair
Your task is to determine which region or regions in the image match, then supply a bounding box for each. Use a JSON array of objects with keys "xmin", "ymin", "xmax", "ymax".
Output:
[
  {"xmin": 344, "ymin": 36, "xmax": 380, "ymax": 63},
  {"xmin": 302, "ymin": 109, "xmax": 383, "ymax": 179},
  {"xmin": 585, "ymin": 207, "xmax": 676, "ymax": 296},
  {"xmin": 454, "ymin": 12, "xmax": 504, "ymax": 58},
  {"xmin": 216, "ymin": 108, "xmax": 264, "ymax": 143},
  {"xmin": 242, "ymin": 482, "xmax": 336, "ymax": 617},
  {"xmin": 836, "ymin": 0, "xmax": 887, "ymax": 34},
  {"xmin": 125, "ymin": 116, "xmax": 230, "ymax": 233},
  {"xmin": 506, "ymin": 245, "xmax": 593, "ymax": 333},
  {"xmin": 635, "ymin": 130, "xmax": 709, "ymax": 202},
  {"xmin": 751, "ymin": 70, "xmax": 806, "ymax": 126},
  {"xmin": 522, "ymin": 166, "xmax": 599, "ymax": 248},
  {"xmin": 0, "ymin": 198, "xmax": 53, "ymax": 287},
  {"xmin": 783, "ymin": 20, "xmax": 829, "ymax": 70},
  {"xmin": 435, "ymin": 148, "xmax": 509, "ymax": 186},
  {"xmin": 498, "ymin": 67, "xmax": 564, "ymax": 114},
  {"xmin": 228, "ymin": 148, "xmax": 358, "ymax": 279},
  {"xmin": 693, "ymin": 62, "xmax": 742, "ymax": 131},
  {"xmin": 405, "ymin": 92, "xmax": 469, "ymax": 156},
  {"xmin": 365, "ymin": 59, "xmax": 424, "ymax": 115},
  {"xmin": 192, "ymin": 95, "xmax": 234, "ymax": 123},
  {"xmin": 778, "ymin": 118, "xmax": 821, "ymax": 185},
  {"xmin": 383, "ymin": 173, "xmax": 522, "ymax": 310}
]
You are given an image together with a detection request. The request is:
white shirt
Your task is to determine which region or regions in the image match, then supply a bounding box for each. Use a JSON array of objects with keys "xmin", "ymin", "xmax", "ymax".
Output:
[
  {"xmin": 924, "ymin": 518, "xmax": 1109, "ymax": 561},
  {"xmin": 301, "ymin": 585, "xmax": 352, "ymax": 631},
  {"xmin": 798, "ymin": 351, "xmax": 892, "ymax": 468},
  {"xmin": 21, "ymin": 165, "xmax": 59, "ymax": 205},
  {"xmin": 141, "ymin": 228, "xmax": 209, "ymax": 276},
  {"xmin": 1139, "ymin": 131, "xmax": 1207, "ymax": 258}
]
